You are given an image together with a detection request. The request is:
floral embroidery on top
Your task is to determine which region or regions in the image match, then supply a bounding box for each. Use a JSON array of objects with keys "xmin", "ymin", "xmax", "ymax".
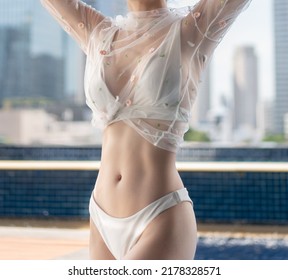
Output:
[
  {"xmin": 126, "ymin": 99, "xmax": 132, "ymax": 107},
  {"xmin": 130, "ymin": 75, "xmax": 136, "ymax": 82},
  {"xmin": 187, "ymin": 41, "xmax": 195, "ymax": 48},
  {"xmin": 219, "ymin": 20, "xmax": 227, "ymax": 28},
  {"xmin": 193, "ymin": 12, "xmax": 201, "ymax": 19},
  {"xmin": 78, "ymin": 22, "xmax": 85, "ymax": 29},
  {"xmin": 100, "ymin": 50, "xmax": 107, "ymax": 55}
]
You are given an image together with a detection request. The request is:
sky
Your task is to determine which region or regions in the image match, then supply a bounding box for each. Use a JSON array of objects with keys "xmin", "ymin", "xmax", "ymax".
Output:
[{"xmin": 210, "ymin": 0, "xmax": 274, "ymax": 107}]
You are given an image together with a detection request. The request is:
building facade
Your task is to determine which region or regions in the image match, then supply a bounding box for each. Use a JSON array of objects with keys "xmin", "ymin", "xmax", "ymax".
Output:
[
  {"xmin": 0, "ymin": 0, "xmax": 67, "ymax": 105},
  {"xmin": 233, "ymin": 46, "xmax": 258, "ymax": 141},
  {"xmin": 0, "ymin": 108, "xmax": 102, "ymax": 145},
  {"xmin": 274, "ymin": 0, "xmax": 288, "ymax": 134}
]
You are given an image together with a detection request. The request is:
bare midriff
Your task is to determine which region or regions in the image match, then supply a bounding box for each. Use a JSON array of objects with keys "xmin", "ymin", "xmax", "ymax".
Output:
[{"xmin": 93, "ymin": 121, "xmax": 184, "ymax": 218}]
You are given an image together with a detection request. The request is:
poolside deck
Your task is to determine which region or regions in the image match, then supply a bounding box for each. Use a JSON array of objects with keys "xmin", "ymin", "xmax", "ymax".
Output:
[
  {"xmin": 0, "ymin": 220, "xmax": 89, "ymax": 260},
  {"xmin": 1, "ymin": 219, "xmax": 287, "ymax": 260}
]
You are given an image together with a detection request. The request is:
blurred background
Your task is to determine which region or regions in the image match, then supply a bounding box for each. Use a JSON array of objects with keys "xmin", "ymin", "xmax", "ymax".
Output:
[
  {"xmin": 0, "ymin": 0, "xmax": 287, "ymax": 260},
  {"xmin": 0, "ymin": 0, "xmax": 286, "ymax": 145}
]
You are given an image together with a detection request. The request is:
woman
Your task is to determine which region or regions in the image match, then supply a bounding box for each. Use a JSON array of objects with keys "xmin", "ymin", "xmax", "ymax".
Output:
[{"xmin": 41, "ymin": 0, "xmax": 251, "ymax": 259}]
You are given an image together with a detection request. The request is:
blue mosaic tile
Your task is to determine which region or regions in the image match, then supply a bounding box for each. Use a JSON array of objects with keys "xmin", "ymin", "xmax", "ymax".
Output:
[
  {"xmin": 1, "ymin": 145, "xmax": 288, "ymax": 161},
  {"xmin": 0, "ymin": 169, "xmax": 288, "ymax": 224}
]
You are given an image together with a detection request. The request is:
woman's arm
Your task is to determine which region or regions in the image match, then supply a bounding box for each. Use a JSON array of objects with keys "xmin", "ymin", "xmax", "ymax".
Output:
[
  {"xmin": 181, "ymin": 0, "xmax": 252, "ymax": 56},
  {"xmin": 41, "ymin": 0, "xmax": 105, "ymax": 54}
]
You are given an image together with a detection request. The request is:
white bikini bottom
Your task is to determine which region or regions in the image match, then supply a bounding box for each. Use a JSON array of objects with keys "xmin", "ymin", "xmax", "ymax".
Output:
[{"xmin": 89, "ymin": 188, "xmax": 193, "ymax": 260}]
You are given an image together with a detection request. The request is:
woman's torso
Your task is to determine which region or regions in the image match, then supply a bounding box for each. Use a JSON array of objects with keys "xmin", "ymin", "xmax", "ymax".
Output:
[
  {"xmin": 94, "ymin": 121, "xmax": 184, "ymax": 218},
  {"xmin": 90, "ymin": 15, "xmax": 189, "ymax": 216}
]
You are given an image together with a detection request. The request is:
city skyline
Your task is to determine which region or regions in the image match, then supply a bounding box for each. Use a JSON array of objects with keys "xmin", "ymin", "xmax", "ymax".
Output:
[{"xmin": 212, "ymin": 0, "xmax": 273, "ymax": 107}]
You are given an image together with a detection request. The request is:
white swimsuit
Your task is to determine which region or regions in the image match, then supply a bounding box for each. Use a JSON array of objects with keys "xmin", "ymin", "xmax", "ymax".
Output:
[
  {"xmin": 41, "ymin": 0, "xmax": 251, "ymax": 259},
  {"xmin": 89, "ymin": 188, "xmax": 192, "ymax": 259}
]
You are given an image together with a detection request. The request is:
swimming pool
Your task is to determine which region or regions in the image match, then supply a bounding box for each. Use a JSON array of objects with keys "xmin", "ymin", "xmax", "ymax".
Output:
[{"xmin": 195, "ymin": 235, "xmax": 288, "ymax": 260}]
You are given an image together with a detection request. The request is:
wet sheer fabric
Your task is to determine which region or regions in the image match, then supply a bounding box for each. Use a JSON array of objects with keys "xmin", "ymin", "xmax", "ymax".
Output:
[{"xmin": 41, "ymin": 0, "xmax": 251, "ymax": 153}]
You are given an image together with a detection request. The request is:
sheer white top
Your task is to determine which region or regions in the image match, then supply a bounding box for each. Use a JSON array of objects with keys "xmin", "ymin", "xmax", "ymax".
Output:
[{"xmin": 41, "ymin": 0, "xmax": 251, "ymax": 153}]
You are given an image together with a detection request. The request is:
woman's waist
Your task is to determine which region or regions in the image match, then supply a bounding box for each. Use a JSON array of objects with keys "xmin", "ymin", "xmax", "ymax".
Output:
[
  {"xmin": 95, "ymin": 122, "xmax": 183, "ymax": 217},
  {"xmin": 96, "ymin": 149, "xmax": 182, "ymax": 196},
  {"xmin": 101, "ymin": 120, "xmax": 177, "ymax": 166},
  {"xmin": 97, "ymin": 160, "xmax": 180, "ymax": 187},
  {"xmin": 99, "ymin": 148, "xmax": 179, "ymax": 191},
  {"xmin": 94, "ymin": 169, "xmax": 184, "ymax": 218}
]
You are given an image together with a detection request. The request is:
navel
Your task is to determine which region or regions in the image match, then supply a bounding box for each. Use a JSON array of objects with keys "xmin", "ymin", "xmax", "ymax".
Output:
[{"xmin": 116, "ymin": 174, "xmax": 122, "ymax": 182}]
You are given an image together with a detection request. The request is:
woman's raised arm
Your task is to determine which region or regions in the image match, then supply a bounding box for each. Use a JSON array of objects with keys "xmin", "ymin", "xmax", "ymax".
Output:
[
  {"xmin": 41, "ymin": 0, "xmax": 105, "ymax": 54},
  {"xmin": 181, "ymin": 0, "xmax": 251, "ymax": 56}
]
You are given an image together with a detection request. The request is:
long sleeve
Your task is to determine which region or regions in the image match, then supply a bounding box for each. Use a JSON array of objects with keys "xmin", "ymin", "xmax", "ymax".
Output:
[
  {"xmin": 182, "ymin": 0, "xmax": 252, "ymax": 57},
  {"xmin": 41, "ymin": 0, "xmax": 105, "ymax": 54},
  {"xmin": 177, "ymin": 0, "xmax": 251, "ymax": 135}
]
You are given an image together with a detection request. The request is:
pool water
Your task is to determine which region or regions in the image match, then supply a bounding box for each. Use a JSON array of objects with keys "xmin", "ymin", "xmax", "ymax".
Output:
[{"xmin": 195, "ymin": 236, "xmax": 288, "ymax": 260}]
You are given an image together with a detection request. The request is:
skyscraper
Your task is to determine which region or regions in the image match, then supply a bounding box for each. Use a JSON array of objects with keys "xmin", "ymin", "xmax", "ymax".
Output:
[
  {"xmin": 0, "ymin": 24, "xmax": 32, "ymax": 101},
  {"xmin": 0, "ymin": 0, "xmax": 65, "ymax": 104},
  {"xmin": 233, "ymin": 46, "xmax": 258, "ymax": 138},
  {"xmin": 0, "ymin": 0, "xmax": 33, "ymax": 103},
  {"xmin": 274, "ymin": 0, "xmax": 288, "ymax": 134}
]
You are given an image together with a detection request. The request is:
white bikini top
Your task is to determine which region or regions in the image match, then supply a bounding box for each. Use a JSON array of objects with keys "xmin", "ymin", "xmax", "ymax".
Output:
[{"xmin": 41, "ymin": 0, "xmax": 251, "ymax": 153}]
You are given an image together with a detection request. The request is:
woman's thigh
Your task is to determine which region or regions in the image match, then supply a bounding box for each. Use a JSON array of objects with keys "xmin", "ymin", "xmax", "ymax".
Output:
[
  {"xmin": 89, "ymin": 218, "xmax": 116, "ymax": 260},
  {"xmin": 123, "ymin": 202, "xmax": 198, "ymax": 260}
]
